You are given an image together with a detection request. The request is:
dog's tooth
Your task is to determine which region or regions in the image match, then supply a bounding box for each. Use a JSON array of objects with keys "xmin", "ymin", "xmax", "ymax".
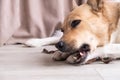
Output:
[{"xmin": 80, "ymin": 52, "xmax": 84, "ymax": 56}]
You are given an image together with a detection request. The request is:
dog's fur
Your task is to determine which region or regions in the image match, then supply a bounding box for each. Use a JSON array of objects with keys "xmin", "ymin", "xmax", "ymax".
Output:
[{"xmin": 25, "ymin": 0, "xmax": 120, "ymax": 64}]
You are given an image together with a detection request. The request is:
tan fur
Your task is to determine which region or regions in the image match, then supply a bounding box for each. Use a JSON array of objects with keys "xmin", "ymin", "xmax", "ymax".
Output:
[{"xmin": 61, "ymin": 0, "xmax": 120, "ymax": 52}]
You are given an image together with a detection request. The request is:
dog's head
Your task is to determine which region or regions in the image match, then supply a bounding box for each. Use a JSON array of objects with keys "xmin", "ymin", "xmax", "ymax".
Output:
[{"xmin": 56, "ymin": 0, "xmax": 117, "ymax": 57}]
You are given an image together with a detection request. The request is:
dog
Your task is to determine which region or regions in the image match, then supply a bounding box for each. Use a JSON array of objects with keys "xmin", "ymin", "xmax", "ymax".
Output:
[{"xmin": 25, "ymin": 0, "xmax": 120, "ymax": 64}]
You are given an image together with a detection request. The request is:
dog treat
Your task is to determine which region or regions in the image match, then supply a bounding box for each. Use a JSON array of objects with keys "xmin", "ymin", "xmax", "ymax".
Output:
[
  {"xmin": 85, "ymin": 58, "xmax": 99, "ymax": 64},
  {"xmin": 66, "ymin": 52, "xmax": 88, "ymax": 64},
  {"xmin": 42, "ymin": 48, "xmax": 57, "ymax": 54},
  {"xmin": 67, "ymin": 54, "xmax": 81, "ymax": 64},
  {"xmin": 116, "ymin": 57, "xmax": 120, "ymax": 60},
  {"xmin": 52, "ymin": 51, "xmax": 69, "ymax": 61},
  {"xmin": 74, "ymin": 52, "xmax": 86, "ymax": 63},
  {"xmin": 101, "ymin": 57, "xmax": 113, "ymax": 64},
  {"xmin": 42, "ymin": 48, "xmax": 120, "ymax": 64}
]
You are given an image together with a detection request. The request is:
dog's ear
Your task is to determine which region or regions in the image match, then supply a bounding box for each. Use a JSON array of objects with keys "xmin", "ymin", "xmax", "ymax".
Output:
[
  {"xmin": 72, "ymin": 0, "xmax": 83, "ymax": 10},
  {"xmin": 72, "ymin": 0, "xmax": 79, "ymax": 9},
  {"xmin": 87, "ymin": 0, "xmax": 103, "ymax": 11}
]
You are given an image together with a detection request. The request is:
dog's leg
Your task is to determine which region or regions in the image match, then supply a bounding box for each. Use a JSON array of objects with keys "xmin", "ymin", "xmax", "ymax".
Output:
[
  {"xmin": 24, "ymin": 30, "xmax": 63, "ymax": 47},
  {"xmin": 105, "ymin": 19, "xmax": 120, "ymax": 58},
  {"xmin": 84, "ymin": 44, "xmax": 120, "ymax": 64}
]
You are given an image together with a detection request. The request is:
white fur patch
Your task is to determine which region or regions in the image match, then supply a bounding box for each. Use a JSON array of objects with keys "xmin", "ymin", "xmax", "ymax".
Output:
[{"xmin": 84, "ymin": 44, "xmax": 120, "ymax": 63}]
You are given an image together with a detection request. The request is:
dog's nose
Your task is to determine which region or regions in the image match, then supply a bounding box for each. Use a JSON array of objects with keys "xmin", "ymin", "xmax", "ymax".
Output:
[
  {"xmin": 80, "ymin": 43, "xmax": 90, "ymax": 52},
  {"xmin": 55, "ymin": 41, "xmax": 66, "ymax": 52}
]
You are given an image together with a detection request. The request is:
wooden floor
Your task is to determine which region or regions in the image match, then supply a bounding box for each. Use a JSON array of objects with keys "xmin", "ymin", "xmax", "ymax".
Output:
[{"xmin": 0, "ymin": 45, "xmax": 120, "ymax": 80}]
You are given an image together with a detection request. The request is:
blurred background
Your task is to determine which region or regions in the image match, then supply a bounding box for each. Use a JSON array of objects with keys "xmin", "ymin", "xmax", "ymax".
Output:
[{"xmin": 0, "ymin": 0, "xmax": 86, "ymax": 46}]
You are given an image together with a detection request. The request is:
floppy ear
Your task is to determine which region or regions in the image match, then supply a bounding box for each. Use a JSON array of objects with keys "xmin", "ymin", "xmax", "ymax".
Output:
[
  {"xmin": 87, "ymin": 0, "xmax": 103, "ymax": 11},
  {"xmin": 72, "ymin": 0, "xmax": 78, "ymax": 9}
]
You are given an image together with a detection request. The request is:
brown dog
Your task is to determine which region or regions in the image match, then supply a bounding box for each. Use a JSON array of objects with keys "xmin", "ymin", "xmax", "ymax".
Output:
[
  {"xmin": 25, "ymin": 0, "xmax": 120, "ymax": 64},
  {"xmin": 54, "ymin": 0, "xmax": 120, "ymax": 64}
]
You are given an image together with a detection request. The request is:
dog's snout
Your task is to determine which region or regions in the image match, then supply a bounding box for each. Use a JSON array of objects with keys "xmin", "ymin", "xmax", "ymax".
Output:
[
  {"xmin": 80, "ymin": 43, "xmax": 90, "ymax": 52},
  {"xmin": 56, "ymin": 41, "xmax": 66, "ymax": 52}
]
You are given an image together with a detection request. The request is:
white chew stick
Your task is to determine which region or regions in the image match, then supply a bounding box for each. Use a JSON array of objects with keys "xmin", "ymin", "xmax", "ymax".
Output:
[{"xmin": 85, "ymin": 44, "xmax": 120, "ymax": 62}]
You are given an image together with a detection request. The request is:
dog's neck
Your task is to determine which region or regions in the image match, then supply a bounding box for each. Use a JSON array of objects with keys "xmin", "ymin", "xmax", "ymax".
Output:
[{"xmin": 102, "ymin": 2, "xmax": 120, "ymax": 43}]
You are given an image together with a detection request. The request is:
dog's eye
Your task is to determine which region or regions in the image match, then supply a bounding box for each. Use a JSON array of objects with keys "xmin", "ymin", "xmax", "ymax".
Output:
[{"xmin": 71, "ymin": 20, "xmax": 81, "ymax": 28}]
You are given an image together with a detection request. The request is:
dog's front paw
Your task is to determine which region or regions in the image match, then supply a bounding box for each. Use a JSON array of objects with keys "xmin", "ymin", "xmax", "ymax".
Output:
[{"xmin": 52, "ymin": 51, "xmax": 69, "ymax": 61}]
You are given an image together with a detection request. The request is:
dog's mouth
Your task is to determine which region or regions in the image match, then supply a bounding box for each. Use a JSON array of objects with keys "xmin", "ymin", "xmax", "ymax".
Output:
[
  {"xmin": 70, "ymin": 49, "xmax": 89, "ymax": 63},
  {"xmin": 68, "ymin": 44, "xmax": 90, "ymax": 64}
]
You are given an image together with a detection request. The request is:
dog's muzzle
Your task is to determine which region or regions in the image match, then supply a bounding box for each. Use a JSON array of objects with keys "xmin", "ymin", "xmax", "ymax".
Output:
[{"xmin": 56, "ymin": 41, "xmax": 91, "ymax": 63}]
